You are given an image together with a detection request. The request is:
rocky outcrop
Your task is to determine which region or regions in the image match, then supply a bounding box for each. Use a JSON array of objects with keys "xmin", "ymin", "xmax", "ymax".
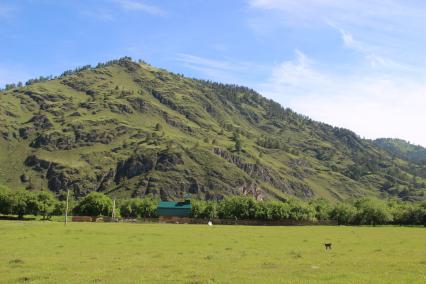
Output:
[
  {"xmin": 127, "ymin": 97, "xmax": 146, "ymax": 112},
  {"xmin": 108, "ymin": 102, "xmax": 133, "ymax": 114},
  {"xmin": 212, "ymin": 147, "xmax": 314, "ymax": 198},
  {"xmin": 114, "ymin": 150, "xmax": 184, "ymax": 183},
  {"xmin": 115, "ymin": 154, "xmax": 156, "ymax": 182},
  {"xmin": 24, "ymin": 155, "xmax": 86, "ymax": 194},
  {"xmin": 155, "ymin": 151, "xmax": 183, "ymax": 171},
  {"xmin": 239, "ymin": 182, "xmax": 264, "ymax": 201},
  {"xmin": 162, "ymin": 112, "xmax": 194, "ymax": 134},
  {"xmin": 30, "ymin": 131, "xmax": 75, "ymax": 150},
  {"xmin": 19, "ymin": 114, "xmax": 53, "ymax": 139}
]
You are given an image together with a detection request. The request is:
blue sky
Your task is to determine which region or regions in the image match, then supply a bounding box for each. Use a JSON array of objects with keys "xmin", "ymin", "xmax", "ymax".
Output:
[{"xmin": 1, "ymin": 0, "xmax": 426, "ymax": 146}]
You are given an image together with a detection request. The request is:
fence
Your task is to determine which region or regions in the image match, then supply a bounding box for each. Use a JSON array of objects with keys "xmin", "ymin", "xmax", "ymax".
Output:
[
  {"xmin": 71, "ymin": 216, "xmax": 119, "ymax": 222},
  {"xmin": 158, "ymin": 216, "xmax": 336, "ymax": 226},
  {"xmin": 71, "ymin": 215, "xmax": 337, "ymax": 226}
]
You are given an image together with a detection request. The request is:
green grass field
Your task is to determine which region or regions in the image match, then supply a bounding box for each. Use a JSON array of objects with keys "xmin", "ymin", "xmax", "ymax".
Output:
[{"xmin": 0, "ymin": 221, "xmax": 425, "ymax": 283}]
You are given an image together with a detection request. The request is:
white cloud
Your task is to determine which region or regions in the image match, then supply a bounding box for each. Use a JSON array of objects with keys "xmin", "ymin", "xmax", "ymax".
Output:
[
  {"xmin": 258, "ymin": 51, "xmax": 426, "ymax": 146},
  {"xmin": 247, "ymin": 0, "xmax": 426, "ymax": 146},
  {"xmin": 80, "ymin": 9, "xmax": 114, "ymax": 21},
  {"xmin": 248, "ymin": 0, "xmax": 426, "ymax": 65},
  {"xmin": 327, "ymin": 23, "xmax": 409, "ymax": 71},
  {"xmin": 113, "ymin": 0, "xmax": 166, "ymax": 16},
  {"xmin": 0, "ymin": 3, "xmax": 17, "ymax": 19},
  {"xmin": 175, "ymin": 53, "xmax": 267, "ymax": 84}
]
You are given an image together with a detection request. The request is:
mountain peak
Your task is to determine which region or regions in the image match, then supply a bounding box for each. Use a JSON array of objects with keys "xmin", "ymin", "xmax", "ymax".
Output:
[{"xmin": 0, "ymin": 59, "xmax": 425, "ymax": 201}]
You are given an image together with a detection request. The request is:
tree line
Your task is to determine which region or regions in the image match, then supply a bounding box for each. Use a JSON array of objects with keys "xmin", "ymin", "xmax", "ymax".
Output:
[
  {"xmin": 0, "ymin": 187, "xmax": 425, "ymax": 225},
  {"xmin": 191, "ymin": 196, "xmax": 426, "ymax": 225},
  {"xmin": 0, "ymin": 57, "xmax": 138, "ymax": 92}
]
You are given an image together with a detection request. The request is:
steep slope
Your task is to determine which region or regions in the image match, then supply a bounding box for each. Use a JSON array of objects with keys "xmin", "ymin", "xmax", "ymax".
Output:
[
  {"xmin": 0, "ymin": 57, "xmax": 424, "ymax": 201},
  {"xmin": 374, "ymin": 138, "xmax": 426, "ymax": 165}
]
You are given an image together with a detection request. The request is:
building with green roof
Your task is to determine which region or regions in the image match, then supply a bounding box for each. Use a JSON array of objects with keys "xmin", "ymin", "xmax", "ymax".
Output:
[{"xmin": 157, "ymin": 200, "xmax": 192, "ymax": 217}]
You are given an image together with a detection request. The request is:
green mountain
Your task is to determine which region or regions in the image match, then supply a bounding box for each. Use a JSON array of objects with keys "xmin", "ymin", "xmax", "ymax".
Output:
[
  {"xmin": 0, "ymin": 57, "xmax": 425, "ymax": 201},
  {"xmin": 374, "ymin": 138, "xmax": 426, "ymax": 165}
]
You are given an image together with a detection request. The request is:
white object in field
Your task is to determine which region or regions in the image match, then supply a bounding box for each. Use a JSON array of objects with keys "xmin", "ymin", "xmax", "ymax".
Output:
[{"xmin": 208, "ymin": 221, "xmax": 212, "ymax": 226}]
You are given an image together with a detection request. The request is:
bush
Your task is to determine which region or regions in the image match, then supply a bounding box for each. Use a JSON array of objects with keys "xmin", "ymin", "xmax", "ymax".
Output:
[
  {"xmin": 197, "ymin": 197, "xmax": 315, "ymax": 222},
  {"xmin": 330, "ymin": 203, "xmax": 357, "ymax": 225},
  {"xmin": 191, "ymin": 200, "xmax": 217, "ymax": 219},
  {"xmin": 119, "ymin": 196, "xmax": 158, "ymax": 218},
  {"xmin": 119, "ymin": 199, "xmax": 139, "ymax": 218},
  {"xmin": 190, "ymin": 200, "xmax": 207, "ymax": 218},
  {"xmin": 399, "ymin": 202, "xmax": 426, "ymax": 226},
  {"xmin": 10, "ymin": 190, "xmax": 39, "ymax": 219},
  {"xmin": 268, "ymin": 201, "xmax": 291, "ymax": 220},
  {"xmin": 354, "ymin": 198, "xmax": 393, "ymax": 225},
  {"xmin": 310, "ymin": 198, "xmax": 333, "ymax": 220},
  {"xmin": 287, "ymin": 199, "xmax": 316, "ymax": 221},
  {"xmin": 0, "ymin": 188, "xmax": 59, "ymax": 219},
  {"xmin": 0, "ymin": 187, "xmax": 13, "ymax": 215},
  {"xmin": 217, "ymin": 196, "xmax": 257, "ymax": 219},
  {"xmin": 74, "ymin": 192, "xmax": 113, "ymax": 217},
  {"xmin": 254, "ymin": 201, "xmax": 270, "ymax": 220},
  {"xmin": 35, "ymin": 191, "xmax": 57, "ymax": 220}
]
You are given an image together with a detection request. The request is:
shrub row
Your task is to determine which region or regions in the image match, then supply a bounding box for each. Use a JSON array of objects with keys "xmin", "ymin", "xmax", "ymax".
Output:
[
  {"xmin": 0, "ymin": 188, "xmax": 57, "ymax": 219},
  {"xmin": 0, "ymin": 187, "xmax": 425, "ymax": 225},
  {"xmin": 192, "ymin": 196, "xmax": 426, "ymax": 225}
]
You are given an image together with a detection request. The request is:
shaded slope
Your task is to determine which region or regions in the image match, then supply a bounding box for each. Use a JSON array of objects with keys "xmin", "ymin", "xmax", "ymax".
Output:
[{"xmin": 374, "ymin": 138, "xmax": 426, "ymax": 165}]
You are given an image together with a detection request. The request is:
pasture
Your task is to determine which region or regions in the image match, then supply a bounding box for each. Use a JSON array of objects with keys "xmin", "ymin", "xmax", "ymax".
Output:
[{"xmin": 0, "ymin": 221, "xmax": 425, "ymax": 283}]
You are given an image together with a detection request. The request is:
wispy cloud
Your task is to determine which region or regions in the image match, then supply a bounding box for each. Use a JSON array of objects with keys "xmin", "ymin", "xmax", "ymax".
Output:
[
  {"xmin": 176, "ymin": 53, "xmax": 266, "ymax": 84},
  {"xmin": 258, "ymin": 50, "xmax": 426, "ymax": 146},
  {"xmin": 247, "ymin": 0, "xmax": 426, "ymax": 145},
  {"xmin": 112, "ymin": 0, "xmax": 166, "ymax": 16},
  {"xmin": 327, "ymin": 22, "xmax": 407, "ymax": 70},
  {"xmin": 248, "ymin": 0, "xmax": 426, "ymax": 61},
  {"xmin": 0, "ymin": 3, "xmax": 17, "ymax": 19},
  {"xmin": 80, "ymin": 9, "xmax": 115, "ymax": 21}
]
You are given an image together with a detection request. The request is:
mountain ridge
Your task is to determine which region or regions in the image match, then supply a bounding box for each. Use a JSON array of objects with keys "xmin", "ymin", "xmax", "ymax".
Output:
[{"xmin": 0, "ymin": 57, "xmax": 424, "ymax": 201}]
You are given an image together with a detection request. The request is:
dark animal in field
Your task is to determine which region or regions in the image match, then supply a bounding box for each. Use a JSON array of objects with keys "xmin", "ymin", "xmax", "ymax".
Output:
[{"xmin": 324, "ymin": 243, "xmax": 332, "ymax": 250}]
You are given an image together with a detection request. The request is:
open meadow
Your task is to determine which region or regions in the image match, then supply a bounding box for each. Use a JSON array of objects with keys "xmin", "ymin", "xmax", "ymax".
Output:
[{"xmin": 0, "ymin": 221, "xmax": 425, "ymax": 283}]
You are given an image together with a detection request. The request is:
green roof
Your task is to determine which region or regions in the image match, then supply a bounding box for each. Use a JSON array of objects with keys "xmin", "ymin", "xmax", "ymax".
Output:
[
  {"xmin": 157, "ymin": 201, "xmax": 191, "ymax": 209},
  {"xmin": 157, "ymin": 201, "xmax": 192, "ymax": 217}
]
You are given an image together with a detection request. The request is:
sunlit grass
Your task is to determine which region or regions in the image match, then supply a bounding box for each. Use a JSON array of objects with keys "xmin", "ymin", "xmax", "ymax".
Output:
[{"xmin": 0, "ymin": 221, "xmax": 425, "ymax": 283}]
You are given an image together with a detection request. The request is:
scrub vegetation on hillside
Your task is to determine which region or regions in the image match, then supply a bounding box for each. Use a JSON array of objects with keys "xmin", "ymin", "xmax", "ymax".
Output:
[{"xmin": 0, "ymin": 57, "xmax": 425, "ymax": 202}]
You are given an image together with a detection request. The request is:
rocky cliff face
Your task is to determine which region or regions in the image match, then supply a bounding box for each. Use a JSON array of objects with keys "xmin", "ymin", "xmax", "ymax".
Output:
[{"xmin": 0, "ymin": 57, "xmax": 424, "ymax": 201}]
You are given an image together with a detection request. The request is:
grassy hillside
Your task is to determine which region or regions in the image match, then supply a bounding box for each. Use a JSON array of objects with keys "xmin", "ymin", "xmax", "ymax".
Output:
[
  {"xmin": 374, "ymin": 138, "xmax": 426, "ymax": 165},
  {"xmin": 0, "ymin": 57, "xmax": 424, "ymax": 201}
]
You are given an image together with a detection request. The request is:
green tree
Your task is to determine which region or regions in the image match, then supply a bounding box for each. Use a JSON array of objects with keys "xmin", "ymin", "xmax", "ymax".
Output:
[
  {"xmin": 354, "ymin": 198, "xmax": 393, "ymax": 225},
  {"xmin": 217, "ymin": 196, "xmax": 256, "ymax": 219},
  {"xmin": 36, "ymin": 191, "xmax": 57, "ymax": 220},
  {"xmin": 0, "ymin": 187, "xmax": 12, "ymax": 215},
  {"xmin": 287, "ymin": 199, "xmax": 316, "ymax": 221},
  {"xmin": 74, "ymin": 192, "xmax": 113, "ymax": 216},
  {"xmin": 330, "ymin": 203, "xmax": 357, "ymax": 225},
  {"xmin": 10, "ymin": 190, "xmax": 38, "ymax": 219},
  {"xmin": 119, "ymin": 199, "xmax": 140, "ymax": 218},
  {"xmin": 232, "ymin": 133, "xmax": 242, "ymax": 152},
  {"xmin": 310, "ymin": 198, "xmax": 332, "ymax": 220},
  {"xmin": 136, "ymin": 196, "xmax": 158, "ymax": 218},
  {"xmin": 119, "ymin": 196, "xmax": 158, "ymax": 219},
  {"xmin": 155, "ymin": 123, "xmax": 162, "ymax": 131},
  {"xmin": 234, "ymin": 139, "xmax": 242, "ymax": 152},
  {"xmin": 268, "ymin": 201, "xmax": 291, "ymax": 220},
  {"xmin": 191, "ymin": 200, "xmax": 218, "ymax": 219}
]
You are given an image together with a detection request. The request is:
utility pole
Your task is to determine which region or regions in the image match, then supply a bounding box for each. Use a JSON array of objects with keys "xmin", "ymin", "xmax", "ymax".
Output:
[{"xmin": 65, "ymin": 189, "xmax": 70, "ymax": 225}]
